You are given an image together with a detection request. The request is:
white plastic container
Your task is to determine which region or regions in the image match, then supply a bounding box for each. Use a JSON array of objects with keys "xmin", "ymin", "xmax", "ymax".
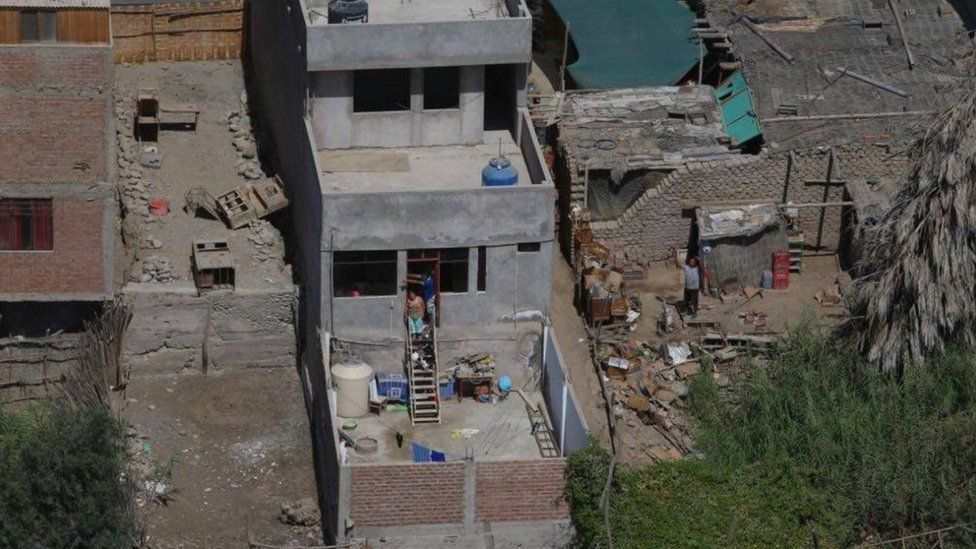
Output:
[{"xmin": 331, "ymin": 360, "xmax": 373, "ymax": 418}]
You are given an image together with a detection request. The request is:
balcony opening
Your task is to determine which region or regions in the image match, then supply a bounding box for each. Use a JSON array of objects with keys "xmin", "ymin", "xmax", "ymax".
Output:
[{"xmin": 353, "ymin": 69, "xmax": 410, "ymax": 113}]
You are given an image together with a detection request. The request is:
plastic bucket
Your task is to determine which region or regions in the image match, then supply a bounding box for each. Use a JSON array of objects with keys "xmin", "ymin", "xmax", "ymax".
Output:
[{"xmin": 148, "ymin": 197, "xmax": 170, "ymax": 216}]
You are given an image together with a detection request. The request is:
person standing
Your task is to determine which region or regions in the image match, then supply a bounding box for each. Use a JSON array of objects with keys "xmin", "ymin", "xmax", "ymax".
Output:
[
  {"xmin": 683, "ymin": 256, "xmax": 702, "ymax": 315},
  {"xmin": 420, "ymin": 270, "xmax": 436, "ymax": 322},
  {"xmin": 405, "ymin": 291, "xmax": 425, "ymax": 335}
]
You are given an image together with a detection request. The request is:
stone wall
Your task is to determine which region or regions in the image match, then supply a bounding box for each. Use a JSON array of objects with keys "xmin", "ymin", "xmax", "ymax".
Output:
[{"xmin": 561, "ymin": 144, "xmax": 909, "ymax": 260}]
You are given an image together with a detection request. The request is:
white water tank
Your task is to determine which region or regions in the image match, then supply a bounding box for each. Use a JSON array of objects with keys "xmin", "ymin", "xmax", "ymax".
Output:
[{"xmin": 331, "ymin": 360, "xmax": 373, "ymax": 418}]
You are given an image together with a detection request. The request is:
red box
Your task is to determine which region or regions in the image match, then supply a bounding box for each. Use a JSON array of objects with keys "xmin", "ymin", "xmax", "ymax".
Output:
[{"xmin": 772, "ymin": 272, "xmax": 789, "ymax": 290}]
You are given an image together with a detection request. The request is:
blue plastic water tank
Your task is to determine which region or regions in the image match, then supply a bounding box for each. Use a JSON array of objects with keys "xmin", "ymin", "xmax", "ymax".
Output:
[
  {"xmin": 482, "ymin": 156, "xmax": 519, "ymax": 187},
  {"xmin": 498, "ymin": 375, "xmax": 512, "ymax": 393}
]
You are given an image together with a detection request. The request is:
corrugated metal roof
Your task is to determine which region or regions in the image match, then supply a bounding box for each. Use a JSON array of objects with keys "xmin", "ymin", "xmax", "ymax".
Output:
[{"xmin": 0, "ymin": 0, "xmax": 109, "ymax": 8}]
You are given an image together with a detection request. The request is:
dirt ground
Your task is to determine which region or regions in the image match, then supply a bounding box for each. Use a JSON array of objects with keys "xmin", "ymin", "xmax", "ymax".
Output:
[
  {"xmin": 551, "ymin": 247, "xmax": 849, "ymax": 464},
  {"xmin": 125, "ymin": 367, "xmax": 322, "ymax": 548},
  {"xmin": 114, "ymin": 60, "xmax": 291, "ymax": 290}
]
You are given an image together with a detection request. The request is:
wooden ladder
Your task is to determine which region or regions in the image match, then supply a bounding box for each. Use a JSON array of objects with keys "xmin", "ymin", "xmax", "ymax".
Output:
[
  {"xmin": 527, "ymin": 403, "xmax": 560, "ymax": 458},
  {"xmin": 406, "ymin": 318, "xmax": 441, "ymax": 425}
]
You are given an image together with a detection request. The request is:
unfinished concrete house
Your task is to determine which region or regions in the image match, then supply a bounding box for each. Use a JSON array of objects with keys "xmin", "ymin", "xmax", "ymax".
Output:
[
  {"xmin": 545, "ymin": 0, "xmax": 968, "ymax": 286},
  {"xmin": 250, "ymin": 0, "xmax": 589, "ymax": 543},
  {"xmin": 0, "ymin": 0, "xmax": 115, "ymax": 334}
]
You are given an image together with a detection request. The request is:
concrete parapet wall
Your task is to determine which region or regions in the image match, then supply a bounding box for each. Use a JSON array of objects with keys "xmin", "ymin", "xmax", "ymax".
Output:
[
  {"xmin": 306, "ymin": 18, "xmax": 531, "ymax": 71},
  {"xmin": 122, "ymin": 285, "xmax": 296, "ymax": 374}
]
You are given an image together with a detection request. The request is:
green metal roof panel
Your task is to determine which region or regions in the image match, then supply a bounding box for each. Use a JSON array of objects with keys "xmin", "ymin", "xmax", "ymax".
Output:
[
  {"xmin": 716, "ymin": 71, "xmax": 762, "ymax": 146},
  {"xmin": 550, "ymin": 0, "xmax": 701, "ymax": 89}
]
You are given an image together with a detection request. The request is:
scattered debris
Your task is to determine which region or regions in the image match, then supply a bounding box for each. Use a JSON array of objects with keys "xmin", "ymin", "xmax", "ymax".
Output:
[{"xmin": 279, "ymin": 498, "xmax": 320, "ymax": 527}]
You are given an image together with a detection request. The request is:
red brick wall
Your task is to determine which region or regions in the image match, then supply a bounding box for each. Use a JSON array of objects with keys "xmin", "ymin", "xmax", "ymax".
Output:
[
  {"xmin": 349, "ymin": 462, "xmax": 465, "ymax": 526},
  {"xmin": 475, "ymin": 459, "xmax": 568, "ymax": 522},
  {"xmin": 0, "ymin": 45, "xmax": 111, "ymax": 184},
  {"xmin": 0, "ymin": 197, "xmax": 105, "ymax": 295}
]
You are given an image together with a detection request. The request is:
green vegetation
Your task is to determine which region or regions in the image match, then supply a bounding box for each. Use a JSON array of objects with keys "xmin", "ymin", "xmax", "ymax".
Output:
[
  {"xmin": 567, "ymin": 329, "xmax": 976, "ymax": 547},
  {"xmin": 0, "ymin": 404, "xmax": 138, "ymax": 547}
]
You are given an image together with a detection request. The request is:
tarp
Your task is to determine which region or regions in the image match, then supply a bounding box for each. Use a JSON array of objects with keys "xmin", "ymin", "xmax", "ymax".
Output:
[{"xmin": 550, "ymin": 0, "xmax": 700, "ymax": 89}]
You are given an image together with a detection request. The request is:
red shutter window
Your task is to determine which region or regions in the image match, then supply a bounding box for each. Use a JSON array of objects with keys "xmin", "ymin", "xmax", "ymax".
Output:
[{"xmin": 0, "ymin": 199, "xmax": 53, "ymax": 251}]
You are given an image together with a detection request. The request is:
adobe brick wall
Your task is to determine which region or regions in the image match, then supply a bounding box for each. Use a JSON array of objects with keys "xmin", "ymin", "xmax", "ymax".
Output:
[
  {"xmin": 111, "ymin": 1, "xmax": 244, "ymax": 63},
  {"xmin": 564, "ymin": 144, "xmax": 908, "ymax": 260},
  {"xmin": 0, "ymin": 45, "xmax": 112, "ymax": 185},
  {"xmin": 0, "ymin": 196, "xmax": 105, "ymax": 295},
  {"xmin": 349, "ymin": 462, "xmax": 466, "ymax": 526},
  {"xmin": 475, "ymin": 459, "xmax": 568, "ymax": 522}
]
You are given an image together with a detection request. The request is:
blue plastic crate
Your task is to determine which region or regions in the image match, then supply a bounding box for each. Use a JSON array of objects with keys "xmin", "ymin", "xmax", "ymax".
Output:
[{"xmin": 376, "ymin": 372, "xmax": 409, "ymax": 403}]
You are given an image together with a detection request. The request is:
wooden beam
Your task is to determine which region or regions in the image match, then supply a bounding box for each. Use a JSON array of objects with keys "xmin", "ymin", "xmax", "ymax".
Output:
[
  {"xmin": 740, "ymin": 15, "xmax": 795, "ymax": 63},
  {"xmin": 835, "ymin": 67, "xmax": 909, "ymax": 98},
  {"xmin": 804, "ymin": 179, "xmax": 847, "ymax": 186},
  {"xmin": 888, "ymin": 0, "xmax": 916, "ymax": 70},
  {"xmin": 762, "ymin": 110, "xmax": 931, "ymax": 123}
]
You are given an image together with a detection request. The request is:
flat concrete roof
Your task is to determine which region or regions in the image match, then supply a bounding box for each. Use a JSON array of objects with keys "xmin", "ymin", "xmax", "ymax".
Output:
[
  {"xmin": 309, "ymin": 0, "xmax": 505, "ymax": 24},
  {"xmin": 319, "ymin": 130, "xmax": 532, "ymax": 193}
]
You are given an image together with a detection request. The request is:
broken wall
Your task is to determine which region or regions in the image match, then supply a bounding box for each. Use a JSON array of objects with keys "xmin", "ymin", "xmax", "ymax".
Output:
[
  {"xmin": 572, "ymin": 144, "xmax": 907, "ymax": 260},
  {"xmin": 111, "ymin": 0, "xmax": 244, "ymax": 63},
  {"xmin": 122, "ymin": 287, "xmax": 295, "ymax": 374}
]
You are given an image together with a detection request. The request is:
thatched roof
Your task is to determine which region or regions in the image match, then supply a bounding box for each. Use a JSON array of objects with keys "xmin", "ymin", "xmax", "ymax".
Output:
[{"xmin": 856, "ymin": 86, "xmax": 976, "ymax": 371}]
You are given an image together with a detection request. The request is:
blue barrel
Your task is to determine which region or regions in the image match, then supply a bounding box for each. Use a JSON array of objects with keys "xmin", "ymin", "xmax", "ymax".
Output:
[
  {"xmin": 482, "ymin": 156, "xmax": 519, "ymax": 186},
  {"xmin": 761, "ymin": 270, "xmax": 773, "ymax": 289}
]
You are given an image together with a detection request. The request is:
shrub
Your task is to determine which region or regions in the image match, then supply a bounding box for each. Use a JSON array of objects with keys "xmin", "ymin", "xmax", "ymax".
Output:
[{"xmin": 0, "ymin": 404, "xmax": 138, "ymax": 547}]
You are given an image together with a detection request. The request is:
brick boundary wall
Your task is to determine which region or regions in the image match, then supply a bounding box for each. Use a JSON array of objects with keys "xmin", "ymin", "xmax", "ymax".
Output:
[
  {"xmin": 0, "ymin": 46, "xmax": 112, "ymax": 184},
  {"xmin": 346, "ymin": 458, "xmax": 570, "ymax": 528},
  {"xmin": 475, "ymin": 459, "xmax": 569, "ymax": 522},
  {"xmin": 111, "ymin": 0, "xmax": 244, "ymax": 63},
  {"xmin": 556, "ymin": 142, "xmax": 908, "ymax": 261},
  {"xmin": 349, "ymin": 462, "xmax": 466, "ymax": 526}
]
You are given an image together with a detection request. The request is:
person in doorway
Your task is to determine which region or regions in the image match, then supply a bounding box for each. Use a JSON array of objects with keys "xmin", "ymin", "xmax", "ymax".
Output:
[
  {"xmin": 683, "ymin": 256, "xmax": 703, "ymax": 315},
  {"xmin": 405, "ymin": 290, "xmax": 425, "ymax": 335},
  {"xmin": 420, "ymin": 270, "xmax": 436, "ymax": 322}
]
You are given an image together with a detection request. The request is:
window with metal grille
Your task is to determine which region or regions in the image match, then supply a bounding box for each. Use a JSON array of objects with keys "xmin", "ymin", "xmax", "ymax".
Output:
[
  {"xmin": 20, "ymin": 10, "xmax": 57, "ymax": 43},
  {"xmin": 0, "ymin": 199, "xmax": 53, "ymax": 251},
  {"xmin": 334, "ymin": 250, "xmax": 398, "ymax": 296}
]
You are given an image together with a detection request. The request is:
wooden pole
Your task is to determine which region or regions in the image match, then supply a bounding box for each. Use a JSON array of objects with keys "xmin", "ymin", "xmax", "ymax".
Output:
[
  {"xmin": 761, "ymin": 110, "xmax": 931, "ymax": 123},
  {"xmin": 888, "ymin": 0, "xmax": 915, "ymax": 70},
  {"xmin": 698, "ymin": 38, "xmax": 704, "ymax": 84},
  {"xmin": 740, "ymin": 15, "xmax": 794, "ymax": 63},
  {"xmin": 835, "ymin": 67, "xmax": 909, "ymax": 98},
  {"xmin": 560, "ymin": 22, "xmax": 570, "ymax": 92}
]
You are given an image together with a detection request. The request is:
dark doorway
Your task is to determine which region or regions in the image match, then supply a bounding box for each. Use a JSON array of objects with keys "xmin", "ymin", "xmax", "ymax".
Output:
[{"xmin": 484, "ymin": 64, "xmax": 517, "ymax": 132}]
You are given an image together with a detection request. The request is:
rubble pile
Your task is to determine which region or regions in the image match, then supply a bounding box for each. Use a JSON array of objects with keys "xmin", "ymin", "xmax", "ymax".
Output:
[
  {"xmin": 247, "ymin": 220, "xmax": 283, "ymax": 263},
  {"xmin": 225, "ymin": 92, "xmax": 265, "ymax": 181},
  {"xmin": 115, "ymin": 92, "xmax": 157, "ymax": 223},
  {"xmin": 141, "ymin": 256, "xmax": 175, "ymax": 283}
]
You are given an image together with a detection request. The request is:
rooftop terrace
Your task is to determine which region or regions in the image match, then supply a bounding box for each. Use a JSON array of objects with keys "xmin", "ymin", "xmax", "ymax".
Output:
[{"xmin": 319, "ymin": 130, "xmax": 533, "ymax": 193}]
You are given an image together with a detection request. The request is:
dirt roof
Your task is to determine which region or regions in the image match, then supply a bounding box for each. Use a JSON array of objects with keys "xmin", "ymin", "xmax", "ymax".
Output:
[
  {"xmin": 706, "ymin": 0, "xmax": 972, "ymax": 148},
  {"xmin": 554, "ymin": 86, "xmax": 740, "ymax": 179}
]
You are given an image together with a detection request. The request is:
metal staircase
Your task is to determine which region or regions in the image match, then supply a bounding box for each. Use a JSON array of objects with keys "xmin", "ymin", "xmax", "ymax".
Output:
[{"xmin": 405, "ymin": 316, "xmax": 441, "ymax": 425}]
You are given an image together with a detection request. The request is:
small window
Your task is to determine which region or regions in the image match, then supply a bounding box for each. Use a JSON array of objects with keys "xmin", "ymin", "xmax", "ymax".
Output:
[
  {"xmin": 333, "ymin": 250, "xmax": 398, "ymax": 296},
  {"xmin": 439, "ymin": 248, "xmax": 469, "ymax": 293},
  {"xmin": 20, "ymin": 10, "xmax": 57, "ymax": 43},
  {"xmin": 517, "ymin": 242, "xmax": 541, "ymax": 253},
  {"xmin": 353, "ymin": 69, "xmax": 410, "ymax": 113},
  {"xmin": 423, "ymin": 67, "xmax": 460, "ymax": 110},
  {"xmin": 477, "ymin": 246, "xmax": 486, "ymax": 292},
  {"xmin": 0, "ymin": 199, "xmax": 53, "ymax": 251}
]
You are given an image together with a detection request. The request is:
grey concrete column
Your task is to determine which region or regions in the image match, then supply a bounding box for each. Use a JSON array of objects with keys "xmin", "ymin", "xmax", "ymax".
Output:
[
  {"xmin": 460, "ymin": 65, "xmax": 485, "ymax": 144},
  {"xmin": 464, "ymin": 247, "xmax": 477, "ymax": 295},
  {"xmin": 311, "ymin": 71, "xmax": 354, "ymax": 149},
  {"xmin": 410, "ymin": 68, "xmax": 424, "ymax": 146},
  {"xmin": 462, "ymin": 459, "xmax": 477, "ymax": 530}
]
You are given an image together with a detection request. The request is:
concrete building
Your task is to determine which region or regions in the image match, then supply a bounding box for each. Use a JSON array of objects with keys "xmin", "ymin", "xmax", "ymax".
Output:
[
  {"xmin": 250, "ymin": 0, "xmax": 568, "ymax": 542},
  {"xmin": 0, "ymin": 0, "xmax": 115, "ymax": 331}
]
